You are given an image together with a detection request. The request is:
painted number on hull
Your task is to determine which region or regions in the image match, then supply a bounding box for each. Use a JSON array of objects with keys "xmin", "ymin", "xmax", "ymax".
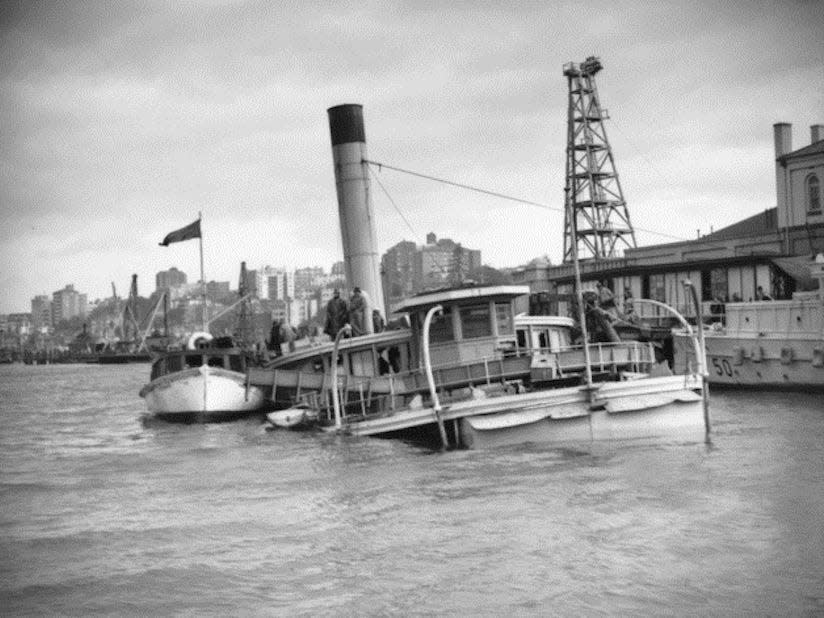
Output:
[{"xmin": 711, "ymin": 357, "xmax": 733, "ymax": 377}]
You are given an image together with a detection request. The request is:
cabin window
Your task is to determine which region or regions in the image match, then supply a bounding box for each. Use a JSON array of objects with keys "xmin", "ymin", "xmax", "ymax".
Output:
[
  {"xmin": 350, "ymin": 350, "xmax": 375, "ymax": 376},
  {"xmin": 229, "ymin": 356, "xmax": 243, "ymax": 372},
  {"xmin": 185, "ymin": 355, "xmax": 203, "ymax": 368},
  {"xmin": 461, "ymin": 303, "xmax": 492, "ymax": 339},
  {"xmin": 808, "ymin": 174, "xmax": 821, "ymax": 214},
  {"xmin": 429, "ymin": 307, "xmax": 455, "ymax": 343},
  {"xmin": 207, "ymin": 356, "xmax": 224, "ymax": 368},
  {"xmin": 516, "ymin": 328, "xmax": 527, "ymax": 351},
  {"xmin": 495, "ymin": 302, "xmax": 513, "ymax": 335}
]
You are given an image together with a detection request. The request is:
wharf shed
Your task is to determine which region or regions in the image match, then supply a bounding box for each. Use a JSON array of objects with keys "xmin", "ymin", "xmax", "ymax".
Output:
[{"xmin": 523, "ymin": 122, "xmax": 824, "ymax": 321}]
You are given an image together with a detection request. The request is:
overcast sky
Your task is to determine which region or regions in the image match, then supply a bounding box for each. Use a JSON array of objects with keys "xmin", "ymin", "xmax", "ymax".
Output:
[{"xmin": 1, "ymin": 0, "xmax": 822, "ymax": 313}]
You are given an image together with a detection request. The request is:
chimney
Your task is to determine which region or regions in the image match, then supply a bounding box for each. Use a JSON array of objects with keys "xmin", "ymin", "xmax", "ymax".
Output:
[
  {"xmin": 812, "ymin": 124, "xmax": 824, "ymax": 144},
  {"xmin": 773, "ymin": 123, "xmax": 792, "ymax": 158},
  {"xmin": 327, "ymin": 104, "xmax": 385, "ymax": 323}
]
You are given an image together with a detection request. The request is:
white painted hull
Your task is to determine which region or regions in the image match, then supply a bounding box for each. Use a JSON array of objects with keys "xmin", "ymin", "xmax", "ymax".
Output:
[
  {"xmin": 139, "ymin": 365, "xmax": 267, "ymax": 422},
  {"xmin": 673, "ymin": 332, "xmax": 824, "ymax": 390},
  {"xmin": 334, "ymin": 374, "xmax": 707, "ymax": 449}
]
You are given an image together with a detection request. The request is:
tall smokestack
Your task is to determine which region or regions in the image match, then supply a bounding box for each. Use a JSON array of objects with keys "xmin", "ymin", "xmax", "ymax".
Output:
[{"xmin": 327, "ymin": 104, "xmax": 385, "ymax": 325}]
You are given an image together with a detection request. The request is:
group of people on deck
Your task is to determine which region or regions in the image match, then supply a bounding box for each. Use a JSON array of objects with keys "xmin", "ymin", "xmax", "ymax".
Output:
[
  {"xmin": 323, "ymin": 287, "xmax": 385, "ymax": 339},
  {"xmin": 265, "ymin": 287, "xmax": 386, "ymax": 358}
]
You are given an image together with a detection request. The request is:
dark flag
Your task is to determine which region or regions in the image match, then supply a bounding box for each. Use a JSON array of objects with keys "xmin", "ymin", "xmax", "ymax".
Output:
[{"xmin": 159, "ymin": 219, "xmax": 201, "ymax": 246}]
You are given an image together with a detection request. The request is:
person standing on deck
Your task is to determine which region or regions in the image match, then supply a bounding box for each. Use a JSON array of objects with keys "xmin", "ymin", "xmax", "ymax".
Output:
[
  {"xmin": 372, "ymin": 309, "xmax": 385, "ymax": 333},
  {"xmin": 281, "ymin": 322, "xmax": 296, "ymax": 353},
  {"xmin": 268, "ymin": 320, "xmax": 283, "ymax": 357},
  {"xmin": 596, "ymin": 281, "xmax": 618, "ymax": 319},
  {"xmin": 323, "ymin": 289, "xmax": 349, "ymax": 339},
  {"xmin": 348, "ymin": 287, "xmax": 366, "ymax": 336}
]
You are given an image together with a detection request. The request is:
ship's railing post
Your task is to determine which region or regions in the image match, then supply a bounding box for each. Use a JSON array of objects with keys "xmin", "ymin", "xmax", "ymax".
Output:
[{"xmin": 423, "ymin": 305, "xmax": 449, "ymax": 450}]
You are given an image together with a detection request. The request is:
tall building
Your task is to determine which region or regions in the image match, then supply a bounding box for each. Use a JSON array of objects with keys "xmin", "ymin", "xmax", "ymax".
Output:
[
  {"xmin": 205, "ymin": 281, "xmax": 231, "ymax": 302},
  {"xmin": 51, "ymin": 285, "xmax": 87, "ymax": 324},
  {"xmin": 155, "ymin": 267, "xmax": 187, "ymax": 291},
  {"xmin": 381, "ymin": 240, "xmax": 417, "ymax": 301},
  {"xmin": 418, "ymin": 233, "xmax": 481, "ymax": 291},
  {"xmin": 30, "ymin": 295, "xmax": 52, "ymax": 329},
  {"xmin": 257, "ymin": 266, "xmax": 293, "ymax": 302},
  {"xmin": 382, "ymin": 234, "xmax": 482, "ymax": 305},
  {"xmin": 293, "ymin": 267, "xmax": 325, "ymax": 297}
]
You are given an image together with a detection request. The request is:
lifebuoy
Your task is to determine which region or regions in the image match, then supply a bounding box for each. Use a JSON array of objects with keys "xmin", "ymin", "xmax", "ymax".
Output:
[{"xmin": 186, "ymin": 331, "xmax": 214, "ymax": 350}]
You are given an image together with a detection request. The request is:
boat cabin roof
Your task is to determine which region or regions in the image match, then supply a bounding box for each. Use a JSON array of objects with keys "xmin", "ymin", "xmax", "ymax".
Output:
[
  {"xmin": 514, "ymin": 314, "xmax": 575, "ymax": 329},
  {"xmin": 395, "ymin": 285, "xmax": 530, "ymax": 314}
]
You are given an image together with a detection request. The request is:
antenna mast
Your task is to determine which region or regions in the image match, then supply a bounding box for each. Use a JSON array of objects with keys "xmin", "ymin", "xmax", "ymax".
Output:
[{"xmin": 562, "ymin": 56, "xmax": 636, "ymax": 262}]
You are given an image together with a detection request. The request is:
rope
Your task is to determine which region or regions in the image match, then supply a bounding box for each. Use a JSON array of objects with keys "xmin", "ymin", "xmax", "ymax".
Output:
[{"xmin": 364, "ymin": 159, "xmax": 688, "ymax": 242}]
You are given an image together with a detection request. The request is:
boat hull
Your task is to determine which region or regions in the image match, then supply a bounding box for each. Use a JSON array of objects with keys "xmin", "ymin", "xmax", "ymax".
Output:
[
  {"xmin": 139, "ymin": 365, "xmax": 267, "ymax": 422},
  {"xmin": 673, "ymin": 332, "xmax": 824, "ymax": 391},
  {"xmin": 333, "ymin": 374, "xmax": 707, "ymax": 449}
]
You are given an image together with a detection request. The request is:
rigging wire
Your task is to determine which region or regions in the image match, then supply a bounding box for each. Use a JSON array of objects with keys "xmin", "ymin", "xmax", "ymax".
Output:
[
  {"xmin": 368, "ymin": 164, "xmax": 418, "ymax": 237},
  {"xmin": 364, "ymin": 159, "xmax": 689, "ymax": 242},
  {"xmin": 367, "ymin": 163, "xmax": 451, "ymax": 278}
]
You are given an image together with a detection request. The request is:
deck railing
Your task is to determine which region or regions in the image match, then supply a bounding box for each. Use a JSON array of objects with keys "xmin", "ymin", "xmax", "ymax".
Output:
[{"xmin": 289, "ymin": 340, "xmax": 655, "ymax": 425}]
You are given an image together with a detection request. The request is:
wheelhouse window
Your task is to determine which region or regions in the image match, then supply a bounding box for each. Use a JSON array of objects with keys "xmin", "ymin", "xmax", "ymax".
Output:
[
  {"xmin": 428, "ymin": 307, "xmax": 455, "ymax": 343},
  {"xmin": 807, "ymin": 174, "xmax": 821, "ymax": 214},
  {"xmin": 495, "ymin": 302, "xmax": 513, "ymax": 335},
  {"xmin": 461, "ymin": 303, "xmax": 492, "ymax": 339}
]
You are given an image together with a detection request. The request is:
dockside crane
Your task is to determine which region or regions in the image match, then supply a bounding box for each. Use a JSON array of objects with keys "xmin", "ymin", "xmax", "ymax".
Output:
[{"xmin": 562, "ymin": 56, "xmax": 637, "ymax": 263}]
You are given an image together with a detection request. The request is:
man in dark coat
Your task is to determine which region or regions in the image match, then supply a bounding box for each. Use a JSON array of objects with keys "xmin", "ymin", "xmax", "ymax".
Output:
[
  {"xmin": 268, "ymin": 319, "xmax": 282, "ymax": 357},
  {"xmin": 348, "ymin": 287, "xmax": 366, "ymax": 336},
  {"xmin": 324, "ymin": 289, "xmax": 349, "ymax": 339}
]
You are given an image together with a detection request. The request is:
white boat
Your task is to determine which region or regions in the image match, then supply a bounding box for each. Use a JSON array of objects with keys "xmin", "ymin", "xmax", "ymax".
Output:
[
  {"xmin": 673, "ymin": 257, "xmax": 824, "ymax": 390},
  {"xmin": 139, "ymin": 332, "xmax": 267, "ymax": 422},
  {"xmin": 270, "ymin": 284, "xmax": 708, "ymax": 449}
]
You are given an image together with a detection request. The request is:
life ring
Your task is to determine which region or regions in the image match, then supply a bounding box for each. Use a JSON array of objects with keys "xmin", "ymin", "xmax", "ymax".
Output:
[{"xmin": 187, "ymin": 331, "xmax": 214, "ymax": 350}]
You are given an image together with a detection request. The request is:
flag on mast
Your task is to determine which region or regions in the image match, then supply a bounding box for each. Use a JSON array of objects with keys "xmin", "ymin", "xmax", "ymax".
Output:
[{"xmin": 159, "ymin": 219, "xmax": 201, "ymax": 246}]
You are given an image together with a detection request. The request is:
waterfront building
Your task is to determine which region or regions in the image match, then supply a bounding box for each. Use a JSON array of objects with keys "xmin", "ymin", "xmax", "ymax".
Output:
[
  {"xmin": 543, "ymin": 122, "xmax": 824, "ymax": 319},
  {"xmin": 51, "ymin": 285, "xmax": 87, "ymax": 324},
  {"xmin": 155, "ymin": 267, "xmax": 187, "ymax": 291},
  {"xmin": 30, "ymin": 295, "xmax": 52, "ymax": 329}
]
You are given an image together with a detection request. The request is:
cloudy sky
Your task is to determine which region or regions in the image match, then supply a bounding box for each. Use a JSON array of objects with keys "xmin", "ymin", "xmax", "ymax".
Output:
[{"xmin": 1, "ymin": 0, "xmax": 822, "ymax": 313}]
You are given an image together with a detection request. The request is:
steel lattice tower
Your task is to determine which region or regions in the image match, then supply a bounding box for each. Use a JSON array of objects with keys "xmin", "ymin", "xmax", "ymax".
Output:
[{"xmin": 562, "ymin": 57, "xmax": 636, "ymax": 263}]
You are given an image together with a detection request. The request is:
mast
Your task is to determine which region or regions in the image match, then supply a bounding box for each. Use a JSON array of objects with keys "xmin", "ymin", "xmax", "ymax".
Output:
[
  {"xmin": 237, "ymin": 261, "xmax": 251, "ymax": 347},
  {"xmin": 198, "ymin": 211, "xmax": 207, "ymax": 331}
]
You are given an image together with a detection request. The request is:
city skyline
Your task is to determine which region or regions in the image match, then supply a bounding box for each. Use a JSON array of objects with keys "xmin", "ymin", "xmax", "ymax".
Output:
[{"xmin": 2, "ymin": 1, "xmax": 822, "ymax": 313}]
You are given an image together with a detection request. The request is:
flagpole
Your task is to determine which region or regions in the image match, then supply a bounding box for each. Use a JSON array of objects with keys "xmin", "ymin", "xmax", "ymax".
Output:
[{"xmin": 199, "ymin": 211, "xmax": 206, "ymax": 331}]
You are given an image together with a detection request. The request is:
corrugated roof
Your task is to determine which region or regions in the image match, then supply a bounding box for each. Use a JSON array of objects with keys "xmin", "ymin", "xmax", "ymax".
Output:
[{"xmin": 701, "ymin": 207, "xmax": 778, "ymax": 241}]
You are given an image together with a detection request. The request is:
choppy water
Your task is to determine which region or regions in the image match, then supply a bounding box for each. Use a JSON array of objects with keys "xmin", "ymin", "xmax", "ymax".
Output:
[{"xmin": 1, "ymin": 363, "xmax": 823, "ymax": 616}]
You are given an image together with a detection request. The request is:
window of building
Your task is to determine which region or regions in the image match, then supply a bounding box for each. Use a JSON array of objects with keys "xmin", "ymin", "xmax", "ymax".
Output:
[
  {"xmin": 710, "ymin": 268, "xmax": 728, "ymax": 302},
  {"xmin": 648, "ymin": 274, "xmax": 666, "ymax": 302},
  {"xmin": 807, "ymin": 174, "xmax": 821, "ymax": 214}
]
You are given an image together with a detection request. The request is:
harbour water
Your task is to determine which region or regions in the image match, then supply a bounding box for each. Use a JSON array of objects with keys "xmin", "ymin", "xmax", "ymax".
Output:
[{"xmin": 1, "ymin": 363, "xmax": 822, "ymax": 615}]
